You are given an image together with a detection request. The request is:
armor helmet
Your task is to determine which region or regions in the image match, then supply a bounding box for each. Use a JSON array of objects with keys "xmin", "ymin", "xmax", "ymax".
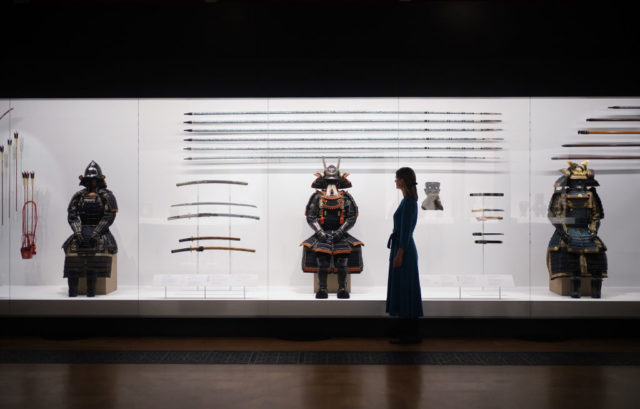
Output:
[
  {"xmin": 311, "ymin": 157, "xmax": 352, "ymax": 189},
  {"xmin": 79, "ymin": 160, "xmax": 107, "ymax": 188},
  {"xmin": 425, "ymin": 182, "xmax": 440, "ymax": 194}
]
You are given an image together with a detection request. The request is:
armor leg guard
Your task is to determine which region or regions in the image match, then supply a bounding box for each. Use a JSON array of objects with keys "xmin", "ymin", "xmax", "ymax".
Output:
[
  {"xmin": 86, "ymin": 277, "xmax": 97, "ymax": 298},
  {"xmin": 591, "ymin": 273, "xmax": 603, "ymax": 299},
  {"xmin": 68, "ymin": 277, "xmax": 79, "ymax": 298},
  {"xmin": 570, "ymin": 277, "xmax": 581, "ymax": 299},
  {"xmin": 315, "ymin": 254, "xmax": 330, "ymax": 299},
  {"xmin": 336, "ymin": 256, "xmax": 350, "ymax": 299}
]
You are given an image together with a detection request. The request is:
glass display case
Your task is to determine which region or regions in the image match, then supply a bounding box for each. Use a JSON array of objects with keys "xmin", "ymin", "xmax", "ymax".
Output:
[{"xmin": 1, "ymin": 97, "xmax": 639, "ymax": 317}]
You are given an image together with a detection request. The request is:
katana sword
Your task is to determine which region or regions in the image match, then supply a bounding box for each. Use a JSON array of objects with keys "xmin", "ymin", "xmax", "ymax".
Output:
[
  {"xmin": 176, "ymin": 180, "xmax": 248, "ymax": 187},
  {"xmin": 578, "ymin": 129, "xmax": 640, "ymax": 134},
  {"xmin": 185, "ymin": 110, "xmax": 502, "ymax": 115},
  {"xmin": 185, "ymin": 154, "xmax": 499, "ymax": 161},
  {"xmin": 171, "ymin": 202, "xmax": 257, "ymax": 208},
  {"xmin": 184, "ymin": 146, "xmax": 502, "ymax": 151},
  {"xmin": 609, "ymin": 106, "xmax": 640, "ymax": 109},
  {"xmin": 475, "ymin": 240, "xmax": 503, "ymax": 244},
  {"xmin": 475, "ymin": 214, "xmax": 503, "ymax": 219},
  {"xmin": 562, "ymin": 143, "xmax": 640, "ymax": 147},
  {"xmin": 184, "ymin": 128, "xmax": 502, "ymax": 134},
  {"xmin": 184, "ymin": 119, "xmax": 502, "ymax": 124},
  {"xmin": 0, "ymin": 107, "xmax": 13, "ymax": 122},
  {"xmin": 178, "ymin": 236, "xmax": 241, "ymax": 242},
  {"xmin": 471, "ymin": 209, "xmax": 504, "ymax": 212},
  {"xmin": 586, "ymin": 118, "xmax": 640, "ymax": 122},
  {"xmin": 469, "ymin": 193, "xmax": 504, "ymax": 196},
  {"xmin": 472, "ymin": 232, "xmax": 504, "ymax": 236},
  {"xmin": 167, "ymin": 213, "xmax": 260, "ymax": 221},
  {"xmin": 171, "ymin": 246, "xmax": 255, "ymax": 254},
  {"xmin": 552, "ymin": 155, "xmax": 640, "ymax": 160},
  {"xmin": 185, "ymin": 136, "xmax": 504, "ymax": 142}
]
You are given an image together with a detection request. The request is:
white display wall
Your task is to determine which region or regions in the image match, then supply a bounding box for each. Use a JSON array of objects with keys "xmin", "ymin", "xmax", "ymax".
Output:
[{"xmin": 1, "ymin": 97, "xmax": 639, "ymax": 317}]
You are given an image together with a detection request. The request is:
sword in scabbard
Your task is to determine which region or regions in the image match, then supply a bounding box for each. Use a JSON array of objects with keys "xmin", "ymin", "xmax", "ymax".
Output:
[
  {"xmin": 185, "ymin": 154, "xmax": 498, "ymax": 161},
  {"xmin": 608, "ymin": 106, "xmax": 640, "ymax": 109},
  {"xmin": 476, "ymin": 216, "xmax": 503, "ymax": 221},
  {"xmin": 178, "ymin": 236, "xmax": 241, "ymax": 242},
  {"xmin": 469, "ymin": 193, "xmax": 504, "ymax": 197},
  {"xmin": 6, "ymin": 139, "xmax": 10, "ymax": 220},
  {"xmin": 176, "ymin": 180, "xmax": 248, "ymax": 187},
  {"xmin": 586, "ymin": 117, "xmax": 640, "ymax": 122},
  {"xmin": 184, "ymin": 128, "xmax": 502, "ymax": 134},
  {"xmin": 14, "ymin": 133, "xmax": 18, "ymax": 212},
  {"xmin": 171, "ymin": 246, "xmax": 255, "ymax": 254},
  {"xmin": 171, "ymin": 202, "xmax": 257, "ymax": 208},
  {"xmin": 471, "ymin": 208, "xmax": 504, "ymax": 212},
  {"xmin": 472, "ymin": 232, "xmax": 504, "ymax": 236},
  {"xmin": 185, "ymin": 110, "xmax": 502, "ymax": 115},
  {"xmin": 475, "ymin": 240, "xmax": 503, "ymax": 244},
  {"xmin": 167, "ymin": 213, "xmax": 260, "ymax": 221}
]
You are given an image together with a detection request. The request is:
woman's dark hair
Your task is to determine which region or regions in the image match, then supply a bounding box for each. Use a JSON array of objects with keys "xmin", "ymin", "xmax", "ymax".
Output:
[{"xmin": 396, "ymin": 167, "xmax": 418, "ymax": 201}]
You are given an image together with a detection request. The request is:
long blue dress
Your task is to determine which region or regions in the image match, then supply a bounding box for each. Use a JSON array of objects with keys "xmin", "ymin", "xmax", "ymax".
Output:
[{"xmin": 386, "ymin": 197, "xmax": 423, "ymax": 318}]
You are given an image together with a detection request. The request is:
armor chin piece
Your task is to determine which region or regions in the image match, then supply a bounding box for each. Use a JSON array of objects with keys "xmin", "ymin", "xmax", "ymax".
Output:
[{"xmin": 79, "ymin": 160, "xmax": 107, "ymax": 188}]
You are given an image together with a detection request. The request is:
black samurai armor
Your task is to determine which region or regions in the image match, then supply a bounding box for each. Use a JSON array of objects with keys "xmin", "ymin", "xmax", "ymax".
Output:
[{"xmin": 546, "ymin": 161, "xmax": 607, "ymax": 298}]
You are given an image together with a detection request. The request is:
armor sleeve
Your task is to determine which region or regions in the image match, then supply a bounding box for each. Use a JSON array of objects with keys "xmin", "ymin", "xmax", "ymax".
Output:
[
  {"xmin": 67, "ymin": 190, "xmax": 84, "ymax": 235},
  {"xmin": 93, "ymin": 189, "xmax": 118, "ymax": 236},
  {"xmin": 338, "ymin": 192, "xmax": 358, "ymax": 233},
  {"xmin": 305, "ymin": 192, "xmax": 323, "ymax": 234},
  {"xmin": 547, "ymin": 191, "xmax": 565, "ymax": 231},
  {"xmin": 590, "ymin": 187, "xmax": 604, "ymax": 232}
]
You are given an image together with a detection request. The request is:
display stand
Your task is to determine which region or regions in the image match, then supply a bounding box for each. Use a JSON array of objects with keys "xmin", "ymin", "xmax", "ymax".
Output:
[
  {"xmin": 78, "ymin": 254, "xmax": 118, "ymax": 295},
  {"xmin": 549, "ymin": 277, "xmax": 592, "ymax": 297}
]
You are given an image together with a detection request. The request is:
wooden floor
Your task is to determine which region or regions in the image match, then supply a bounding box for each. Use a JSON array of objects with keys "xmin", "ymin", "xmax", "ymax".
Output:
[{"xmin": 1, "ymin": 336, "xmax": 639, "ymax": 409}]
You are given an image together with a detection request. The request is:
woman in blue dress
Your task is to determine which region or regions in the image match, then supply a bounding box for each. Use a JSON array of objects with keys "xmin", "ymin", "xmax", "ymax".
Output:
[{"xmin": 386, "ymin": 167, "xmax": 423, "ymax": 343}]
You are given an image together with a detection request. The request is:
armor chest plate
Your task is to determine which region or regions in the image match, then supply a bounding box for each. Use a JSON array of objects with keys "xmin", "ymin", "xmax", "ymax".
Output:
[
  {"xmin": 563, "ymin": 191, "xmax": 593, "ymax": 226},
  {"xmin": 78, "ymin": 194, "xmax": 105, "ymax": 226},
  {"xmin": 319, "ymin": 192, "xmax": 345, "ymax": 229}
]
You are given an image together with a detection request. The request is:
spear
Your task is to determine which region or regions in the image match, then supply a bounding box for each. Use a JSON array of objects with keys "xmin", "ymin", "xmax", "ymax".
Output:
[
  {"xmin": 562, "ymin": 143, "xmax": 640, "ymax": 147},
  {"xmin": 586, "ymin": 117, "xmax": 640, "ymax": 122},
  {"xmin": 184, "ymin": 128, "xmax": 502, "ymax": 134},
  {"xmin": 578, "ymin": 129, "xmax": 640, "ymax": 134},
  {"xmin": 185, "ymin": 110, "xmax": 502, "ymax": 115},
  {"xmin": 184, "ymin": 119, "xmax": 502, "ymax": 124},
  {"xmin": 552, "ymin": 155, "xmax": 640, "ymax": 160},
  {"xmin": 609, "ymin": 106, "xmax": 640, "ymax": 109},
  {"xmin": 184, "ymin": 136, "xmax": 504, "ymax": 142},
  {"xmin": 184, "ymin": 146, "xmax": 503, "ymax": 151},
  {"xmin": 184, "ymin": 154, "xmax": 499, "ymax": 161}
]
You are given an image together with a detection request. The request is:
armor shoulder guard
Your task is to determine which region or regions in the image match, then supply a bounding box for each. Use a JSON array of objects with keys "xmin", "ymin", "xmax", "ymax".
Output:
[
  {"xmin": 98, "ymin": 188, "xmax": 118, "ymax": 212},
  {"xmin": 68, "ymin": 189, "xmax": 86, "ymax": 207},
  {"xmin": 553, "ymin": 175, "xmax": 568, "ymax": 189},
  {"xmin": 589, "ymin": 187, "xmax": 604, "ymax": 219},
  {"xmin": 547, "ymin": 191, "xmax": 562, "ymax": 218},
  {"xmin": 305, "ymin": 191, "xmax": 322, "ymax": 215}
]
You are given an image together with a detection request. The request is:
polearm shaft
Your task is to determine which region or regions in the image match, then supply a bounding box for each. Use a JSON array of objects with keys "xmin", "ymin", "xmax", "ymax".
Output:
[
  {"xmin": 184, "ymin": 136, "xmax": 504, "ymax": 142},
  {"xmin": 609, "ymin": 106, "xmax": 640, "ymax": 109},
  {"xmin": 552, "ymin": 155, "xmax": 640, "ymax": 160},
  {"xmin": 578, "ymin": 129, "xmax": 640, "ymax": 134},
  {"xmin": 586, "ymin": 118, "xmax": 640, "ymax": 122},
  {"xmin": 184, "ymin": 146, "xmax": 502, "ymax": 151},
  {"xmin": 184, "ymin": 119, "xmax": 502, "ymax": 124},
  {"xmin": 184, "ymin": 128, "xmax": 502, "ymax": 134},
  {"xmin": 185, "ymin": 154, "xmax": 498, "ymax": 161},
  {"xmin": 562, "ymin": 143, "xmax": 640, "ymax": 147},
  {"xmin": 185, "ymin": 110, "xmax": 502, "ymax": 115}
]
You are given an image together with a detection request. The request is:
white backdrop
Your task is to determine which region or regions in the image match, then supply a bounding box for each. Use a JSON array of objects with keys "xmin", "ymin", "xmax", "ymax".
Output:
[{"xmin": 1, "ymin": 97, "xmax": 638, "ymax": 301}]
